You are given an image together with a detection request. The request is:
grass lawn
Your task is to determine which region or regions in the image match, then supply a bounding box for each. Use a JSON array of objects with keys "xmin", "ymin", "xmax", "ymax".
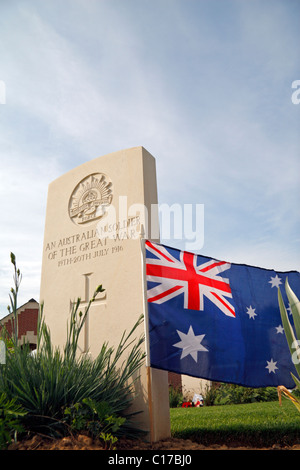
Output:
[{"xmin": 170, "ymin": 400, "xmax": 300, "ymax": 447}]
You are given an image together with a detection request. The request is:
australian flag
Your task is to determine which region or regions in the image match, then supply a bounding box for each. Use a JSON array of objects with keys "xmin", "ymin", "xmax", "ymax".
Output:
[{"xmin": 145, "ymin": 240, "xmax": 300, "ymax": 388}]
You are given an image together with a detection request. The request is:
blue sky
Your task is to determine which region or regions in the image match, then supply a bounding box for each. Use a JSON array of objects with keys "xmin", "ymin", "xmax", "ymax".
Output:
[{"xmin": 0, "ymin": 0, "xmax": 299, "ymax": 315}]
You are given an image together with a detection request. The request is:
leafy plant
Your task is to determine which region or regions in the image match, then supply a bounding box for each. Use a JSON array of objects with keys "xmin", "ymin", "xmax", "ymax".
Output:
[
  {"xmin": 169, "ymin": 386, "xmax": 184, "ymax": 408},
  {"xmin": 64, "ymin": 397, "xmax": 125, "ymax": 443},
  {"xmin": 1, "ymin": 308, "xmax": 145, "ymax": 437},
  {"xmin": 7, "ymin": 252, "xmax": 22, "ymax": 346},
  {"xmin": 0, "ymin": 392, "xmax": 26, "ymax": 449},
  {"xmin": 213, "ymin": 384, "xmax": 278, "ymax": 406},
  {"xmin": 99, "ymin": 432, "xmax": 118, "ymax": 450},
  {"xmin": 278, "ymin": 278, "xmax": 300, "ymax": 412},
  {"xmin": 203, "ymin": 382, "xmax": 220, "ymax": 406},
  {"xmin": 0, "ymin": 253, "xmax": 146, "ymax": 441}
]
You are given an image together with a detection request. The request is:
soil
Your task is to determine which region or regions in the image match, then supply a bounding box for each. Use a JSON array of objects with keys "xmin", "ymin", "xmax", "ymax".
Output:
[{"xmin": 6, "ymin": 434, "xmax": 300, "ymax": 451}]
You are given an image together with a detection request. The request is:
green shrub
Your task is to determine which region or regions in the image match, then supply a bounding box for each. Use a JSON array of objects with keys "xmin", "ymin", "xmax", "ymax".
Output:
[
  {"xmin": 0, "ymin": 310, "xmax": 145, "ymax": 438},
  {"xmin": 203, "ymin": 382, "xmax": 220, "ymax": 406},
  {"xmin": 0, "ymin": 392, "xmax": 26, "ymax": 449},
  {"xmin": 0, "ymin": 253, "xmax": 146, "ymax": 441},
  {"xmin": 201, "ymin": 383, "xmax": 278, "ymax": 406},
  {"xmin": 213, "ymin": 383, "xmax": 278, "ymax": 405},
  {"xmin": 64, "ymin": 397, "xmax": 126, "ymax": 441},
  {"xmin": 169, "ymin": 386, "xmax": 184, "ymax": 408}
]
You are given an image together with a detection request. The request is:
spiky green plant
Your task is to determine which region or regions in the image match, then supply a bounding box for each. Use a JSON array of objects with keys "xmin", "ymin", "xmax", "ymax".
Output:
[
  {"xmin": 7, "ymin": 253, "xmax": 22, "ymax": 347},
  {"xmin": 277, "ymin": 278, "xmax": 300, "ymax": 411},
  {"xmin": 0, "ymin": 253, "xmax": 146, "ymax": 439},
  {"xmin": 0, "ymin": 392, "xmax": 27, "ymax": 449}
]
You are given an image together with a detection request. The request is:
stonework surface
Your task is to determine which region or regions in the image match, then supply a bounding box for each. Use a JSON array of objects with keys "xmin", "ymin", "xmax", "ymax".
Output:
[{"xmin": 40, "ymin": 147, "xmax": 170, "ymax": 441}]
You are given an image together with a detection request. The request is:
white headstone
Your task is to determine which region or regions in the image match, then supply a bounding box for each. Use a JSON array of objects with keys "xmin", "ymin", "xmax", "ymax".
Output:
[{"xmin": 40, "ymin": 147, "xmax": 170, "ymax": 441}]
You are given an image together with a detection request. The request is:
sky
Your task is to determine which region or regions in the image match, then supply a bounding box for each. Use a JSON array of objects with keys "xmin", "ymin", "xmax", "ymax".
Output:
[{"xmin": 0, "ymin": 0, "xmax": 299, "ymax": 316}]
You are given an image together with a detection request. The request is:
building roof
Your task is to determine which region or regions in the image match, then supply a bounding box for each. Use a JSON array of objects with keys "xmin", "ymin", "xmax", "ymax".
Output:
[{"xmin": 0, "ymin": 298, "xmax": 39, "ymax": 324}]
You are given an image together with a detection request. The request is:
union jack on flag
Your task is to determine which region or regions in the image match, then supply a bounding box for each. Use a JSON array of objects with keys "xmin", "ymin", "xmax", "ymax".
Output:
[
  {"xmin": 145, "ymin": 240, "xmax": 300, "ymax": 388},
  {"xmin": 145, "ymin": 239, "xmax": 235, "ymax": 317}
]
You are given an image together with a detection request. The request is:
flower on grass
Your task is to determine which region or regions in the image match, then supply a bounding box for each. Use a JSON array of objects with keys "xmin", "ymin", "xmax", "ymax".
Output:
[{"xmin": 181, "ymin": 402, "xmax": 192, "ymax": 408}]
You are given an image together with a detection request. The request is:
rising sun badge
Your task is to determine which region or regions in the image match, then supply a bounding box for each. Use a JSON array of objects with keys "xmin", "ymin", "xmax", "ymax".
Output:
[{"xmin": 69, "ymin": 173, "xmax": 113, "ymax": 225}]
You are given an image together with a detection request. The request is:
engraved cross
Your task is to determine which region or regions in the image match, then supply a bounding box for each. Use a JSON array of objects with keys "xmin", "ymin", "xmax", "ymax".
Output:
[{"xmin": 70, "ymin": 272, "xmax": 106, "ymax": 353}]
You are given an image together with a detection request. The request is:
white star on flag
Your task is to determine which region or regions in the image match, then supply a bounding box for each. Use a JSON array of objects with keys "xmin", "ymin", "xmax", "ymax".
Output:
[
  {"xmin": 276, "ymin": 325, "xmax": 284, "ymax": 334},
  {"xmin": 269, "ymin": 275, "xmax": 282, "ymax": 288},
  {"xmin": 246, "ymin": 305, "xmax": 257, "ymax": 319},
  {"xmin": 265, "ymin": 358, "xmax": 278, "ymax": 374},
  {"xmin": 173, "ymin": 325, "xmax": 208, "ymax": 362}
]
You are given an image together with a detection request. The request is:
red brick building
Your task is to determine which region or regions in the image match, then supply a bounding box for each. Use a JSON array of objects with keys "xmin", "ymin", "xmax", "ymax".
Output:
[{"xmin": 0, "ymin": 299, "xmax": 39, "ymax": 350}]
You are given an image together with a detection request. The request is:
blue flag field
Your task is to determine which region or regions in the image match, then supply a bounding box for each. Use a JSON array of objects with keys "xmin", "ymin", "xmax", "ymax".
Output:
[{"xmin": 145, "ymin": 240, "xmax": 300, "ymax": 388}]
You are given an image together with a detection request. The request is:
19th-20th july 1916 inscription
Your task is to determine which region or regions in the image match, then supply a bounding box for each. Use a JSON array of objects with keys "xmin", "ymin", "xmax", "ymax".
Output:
[{"xmin": 45, "ymin": 216, "xmax": 141, "ymax": 267}]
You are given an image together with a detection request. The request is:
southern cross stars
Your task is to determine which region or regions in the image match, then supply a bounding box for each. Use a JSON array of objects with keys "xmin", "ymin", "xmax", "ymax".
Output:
[
  {"xmin": 266, "ymin": 358, "xmax": 278, "ymax": 374},
  {"xmin": 173, "ymin": 325, "xmax": 208, "ymax": 362},
  {"xmin": 269, "ymin": 274, "xmax": 282, "ymax": 288},
  {"xmin": 246, "ymin": 305, "xmax": 257, "ymax": 319},
  {"xmin": 246, "ymin": 275, "xmax": 284, "ymax": 320}
]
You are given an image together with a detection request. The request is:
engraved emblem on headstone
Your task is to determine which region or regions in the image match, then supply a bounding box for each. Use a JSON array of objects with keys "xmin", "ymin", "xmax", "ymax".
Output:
[{"xmin": 69, "ymin": 173, "xmax": 113, "ymax": 225}]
